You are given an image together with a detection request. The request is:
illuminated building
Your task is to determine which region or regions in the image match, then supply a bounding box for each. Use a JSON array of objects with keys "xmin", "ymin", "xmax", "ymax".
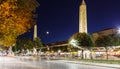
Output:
[{"xmin": 92, "ymin": 28, "xmax": 117, "ymax": 41}]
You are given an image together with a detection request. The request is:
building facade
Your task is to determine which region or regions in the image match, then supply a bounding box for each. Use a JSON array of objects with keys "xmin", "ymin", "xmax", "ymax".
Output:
[{"xmin": 92, "ymin": 28, "xmax": 117, "ymax": 41}]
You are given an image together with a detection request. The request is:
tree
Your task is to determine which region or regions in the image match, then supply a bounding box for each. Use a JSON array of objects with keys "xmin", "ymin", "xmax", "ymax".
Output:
[
  {"xmin": 95, "ymin": 35, "xmax": 112, "ymax": 60},
  {"xmin": 69, "ymin": 33, "xmax": 94, "ymax": 59},
  {"xmin": 34, "ymin": 37, "xmax": 43, "ymax": 50},
  {"xmin": 0, "ymin": 0, "xmax": 39, "ymax": 47},
  {"xmin": 112, "ymin": 34, "xmax": 120, "ymax": 46},
  {"xmin": 13, "ymin": 38, "xmax": 35, "ymax": 51}
]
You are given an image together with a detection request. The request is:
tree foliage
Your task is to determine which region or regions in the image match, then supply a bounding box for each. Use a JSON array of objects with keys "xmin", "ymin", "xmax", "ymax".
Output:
[
  {"xmin": 95, "ymin": 35, "xmax": 114, "ymax": 60},
  {"xmin": 13, "ymin": 38, "xmax": 35, "ymax": 51},
  {"xmin": 111, "ymin": 34, "xmax": 120, "ymax": 46},
  {"xmin": 68, "ymin": 33, "xmax": 94, "ymax": 59},
  {"xmin": 34, "ymin": 37, "xmax": 43, "ymax": 49},
  {"xmin": 95, "ymin": 34, "xmax": 120, "ymax": 47},
  {"xmin": 95, "ymin": 35, "xmax": 112, "ymax": 47},
  {"xmin": 69, "ymin": 33, "xmax": 94, "ymax": 49},
  {"xmin": 0, "ymin": 0, "xmax": 39, "ymax": 47}
]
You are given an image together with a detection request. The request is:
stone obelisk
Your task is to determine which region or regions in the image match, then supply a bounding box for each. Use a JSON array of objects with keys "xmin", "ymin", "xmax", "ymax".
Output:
[
  {"xmin": 79, "ymin": 0, "xmax": 87, "ymax": 33},
  {"xmin": 33, "ymin": 24, "xmax": 37, "ymax": 40}
]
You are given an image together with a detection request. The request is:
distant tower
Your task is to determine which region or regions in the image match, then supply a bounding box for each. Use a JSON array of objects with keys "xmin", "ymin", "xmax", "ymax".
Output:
[
  {"xmin": 79, "ymin": 0, "xmax": 87, "ymax": 33},
  {"xmin": 33, "ymin": 24, "xmax": 37, "ymax": 40}
]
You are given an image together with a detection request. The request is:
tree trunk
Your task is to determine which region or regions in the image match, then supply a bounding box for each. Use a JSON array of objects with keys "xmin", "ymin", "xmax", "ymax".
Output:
[
  {"xmin": 87, "ymin": 47, "xmax": 93, "ymax": 60},
  {"xmin": 105, "ymin": 47, "xmax": 108, "ymax": 60},
  {"xmin": 90, "ymin": 48, "xmax": 93, "ymax": 60},
  {"xmin": 81, "ymin": 49, "xmax": 84, "ymax": 59}
]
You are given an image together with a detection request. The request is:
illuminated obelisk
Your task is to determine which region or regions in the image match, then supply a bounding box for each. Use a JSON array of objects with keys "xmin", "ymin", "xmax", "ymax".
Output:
[
  {"xmin": 33, "ymin": 24, "xmax": 37, "ymax": 40},
  {"xmin": 79, "ymin": 0, "xmax": 87, "ymax": 33}
]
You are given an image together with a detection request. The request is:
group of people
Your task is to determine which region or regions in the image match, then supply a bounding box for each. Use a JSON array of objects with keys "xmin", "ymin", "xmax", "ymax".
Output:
[
  {"xmin": 0, "ymin": 50, "xmax": 7, "ymax": 56},
  {"xmin": 17, "ymin": 48, "xmax": 41, "ymax": 56}
]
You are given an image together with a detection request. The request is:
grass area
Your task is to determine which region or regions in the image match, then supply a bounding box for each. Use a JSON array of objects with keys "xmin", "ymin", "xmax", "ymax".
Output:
[
  {"xmin": 78, "ymin": 59, "xmax": 120, "ymax": 64},
  {"xmin": 40, "ymin": 56, "xmax": 120, "ymax": 64},
  {"xmin": 65, "ymin": 57, "xmax": 120, "ymax": 64}
]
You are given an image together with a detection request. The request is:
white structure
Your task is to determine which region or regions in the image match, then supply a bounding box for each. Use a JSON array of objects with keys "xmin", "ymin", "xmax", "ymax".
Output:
[
  {"xmin": 33, "ymin": 24, "xmax": 37, "ymax": 40},
  {"xmin": 79, "ymin": 0, "xmax": 87, "ymax": 33},
  {"xmin": 83, "ymin": 50, "xmax": 90, "ymax": 59},
  {"xmin": 33, "ymin": 48, "xmax": 37, "ymax": 55},
  {"xmin": 7, "ymin": 47, "xmax": 14, "ymax": 56}
]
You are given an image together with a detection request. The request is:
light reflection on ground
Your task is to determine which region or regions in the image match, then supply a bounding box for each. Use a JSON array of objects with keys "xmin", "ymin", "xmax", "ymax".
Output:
[{"xmin": 0, "ymin": 56, "xmax": 117, "ymax": 69}]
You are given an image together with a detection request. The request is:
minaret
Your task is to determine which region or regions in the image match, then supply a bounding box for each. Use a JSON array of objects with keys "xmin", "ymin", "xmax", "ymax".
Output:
[
  {"xmin": 33, "ymin": 24, "xmax": 37, "ymax": 40},
  {"xmin": 79, "ymin": 0, "xmax": 87, "ymax": 33}
]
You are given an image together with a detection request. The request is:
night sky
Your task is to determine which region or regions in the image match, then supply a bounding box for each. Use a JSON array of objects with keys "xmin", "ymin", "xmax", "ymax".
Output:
[{"xmin": 19, "ymin": 0, "xmax": 120, "ymax": 44}]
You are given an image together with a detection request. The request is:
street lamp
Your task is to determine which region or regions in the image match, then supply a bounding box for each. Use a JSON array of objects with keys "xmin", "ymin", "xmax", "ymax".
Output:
[
  {"xmin": 117, "ymin": 28, "xmax": 120, "ymax": 34},
  {"xmin": 70, "ymin": 39, "xmax": 77, "ymax": 47},
  {"xmin": 46, "ymin": 31, "xmax": 49, "ymax": 35},
  {"xmin": 117, "ymin": 27, "xmax": 120, "ymax": 46},
  {"xmin": 45, "ymin": 31, "xmax": 50, "ymax": 52},
  {"xmin": 70, "ymin": 39, "xmax": 81, "ymax": 49},
  {"xmin": 69, "ymin": 39, "xmax": 82, "ymax": 58}
]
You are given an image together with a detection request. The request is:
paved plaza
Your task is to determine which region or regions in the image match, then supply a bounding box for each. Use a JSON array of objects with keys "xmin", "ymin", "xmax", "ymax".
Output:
[{"xmin": 0, "ymin": 56, "xmax": 119, "ymax": 69}]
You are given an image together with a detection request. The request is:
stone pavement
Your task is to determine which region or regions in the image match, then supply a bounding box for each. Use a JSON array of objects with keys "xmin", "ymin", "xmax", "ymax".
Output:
[
  {"xmin": 17, "ymin": 56, "xmax": 120, "ymax": 68},
  {"xmin": 60, "ymin": 60, "xmax": 120, "ymax": 68},
  {"xmin": 1, "ymin": 56, "xmax": 120, "ymax": 69}
]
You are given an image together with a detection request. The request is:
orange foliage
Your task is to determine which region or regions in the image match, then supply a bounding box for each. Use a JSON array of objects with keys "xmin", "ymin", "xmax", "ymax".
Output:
[{"xmin": 0, "ymin": 0, "xmax": 39, "ymax": 47}]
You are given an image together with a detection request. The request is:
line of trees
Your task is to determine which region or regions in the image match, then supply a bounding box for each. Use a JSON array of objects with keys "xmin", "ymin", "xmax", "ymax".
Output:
[
  {"xmin": 68, "ymin": 33, "xmax": 120, "ymax": 60},
  {"xmin": 95, "ymin": 34, "xmax": 120, "ymax": 60},
  {"xmin": 12, "ymin": 37, "xmax": 43, "ymax": 52}
]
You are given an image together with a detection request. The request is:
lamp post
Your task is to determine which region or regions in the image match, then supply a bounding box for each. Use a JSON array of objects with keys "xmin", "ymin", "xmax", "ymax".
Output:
[
  {"xmin": 117, "ymin": 28, "xmax": 120, "ymax": 45},
  {"xmin": 46, "ymin": 31, "xmax": 50, "ymax": 51},
  {"xmin": 45, "ymin": 31, "xmax": 50, "ymax": 59},
  {"xmin": 70, "ymin": 39, "xmax": 77, "ymax": 47},
  {"xmin": 117, "ymin": 28, "xmax": 120, "ymax": 34},
  {"xmin": 70, "ymin": 39, "xmax": 81, "ymax": 49},
  {"xmin": 70, "ymin": 39, "xmax": 81, "ymax": 58},
  {"xmin": 46, "ymin": 45, "xmax": 50, "ymax": 60}
]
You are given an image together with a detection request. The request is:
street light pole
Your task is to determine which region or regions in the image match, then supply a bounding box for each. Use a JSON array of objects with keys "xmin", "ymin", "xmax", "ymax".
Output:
[{"xmin": 117, "ymin": 28, "xmax": 120, "ymax": 45}]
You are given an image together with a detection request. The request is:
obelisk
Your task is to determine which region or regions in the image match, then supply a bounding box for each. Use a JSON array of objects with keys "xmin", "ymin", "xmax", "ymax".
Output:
[
  {"xmin": 33, "ymin": 24, "xmax": 37, "ymax": 40},
  {"xmin": 79, "ymin": 0, "xmax": 87, "ymax": 33}
]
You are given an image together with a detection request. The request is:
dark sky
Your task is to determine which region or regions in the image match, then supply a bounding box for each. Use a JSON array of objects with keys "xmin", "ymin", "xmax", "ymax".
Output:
[{"xmin": 19, "ymin": 0, "xmax": 120, "ymax": 43}]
